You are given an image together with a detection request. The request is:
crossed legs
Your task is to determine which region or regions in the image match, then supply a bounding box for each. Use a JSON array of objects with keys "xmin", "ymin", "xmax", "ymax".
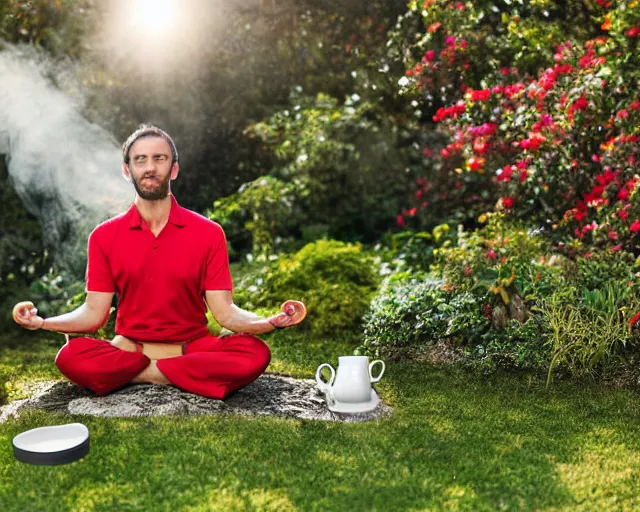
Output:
[{"xmin": 55, "ymin": 333, "xmax": 271, "ymax": 399}]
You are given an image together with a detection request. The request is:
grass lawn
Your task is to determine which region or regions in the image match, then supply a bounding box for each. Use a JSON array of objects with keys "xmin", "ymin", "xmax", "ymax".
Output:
[{"xmin": 0, "ymin": 328, "xmax": 639, "ymax": 511}]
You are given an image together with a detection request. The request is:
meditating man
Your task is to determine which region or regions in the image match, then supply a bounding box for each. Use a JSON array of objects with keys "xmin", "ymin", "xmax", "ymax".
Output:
[{"xmin": 12, "ymin": 124, "xmax": 306, "ymax": 399}]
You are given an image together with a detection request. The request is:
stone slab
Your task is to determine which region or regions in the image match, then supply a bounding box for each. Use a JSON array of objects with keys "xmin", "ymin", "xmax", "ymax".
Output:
[{"xmin": 1, "ymin": 373, "xmax": 392, "ymax": 423}]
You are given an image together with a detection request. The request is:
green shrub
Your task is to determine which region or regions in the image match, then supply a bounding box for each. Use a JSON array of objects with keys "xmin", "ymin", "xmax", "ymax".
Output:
[
  {"xmin": 361, "ymin": 216, "xmax": 562, "ymax": 368},
  {"xmin": 209, "ymin": 176, "xmax": 300, "ymax": 257},
  {"xmin": 244, "ymin": 91, "xmax": 416, "ymax": 248},
  {"xmin": 541, "ymin": 279, "xmax": 640, "ymax": 385},
  {"xmin": 363, "ymin": 213, "xmax": 640, "ymax": 378},
  {"xmin": 359, "ymin": 270, "xmax": 549, "ymax": 369},
  {"xmin": 234, "ymin": 240, "xmax": 380, "ymax": 335}
]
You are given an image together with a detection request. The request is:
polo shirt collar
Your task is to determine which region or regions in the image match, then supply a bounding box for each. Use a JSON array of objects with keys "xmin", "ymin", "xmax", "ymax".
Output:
[{"xmin": 126, "ymin": 195, "xmax": 186, "ymax": 229}]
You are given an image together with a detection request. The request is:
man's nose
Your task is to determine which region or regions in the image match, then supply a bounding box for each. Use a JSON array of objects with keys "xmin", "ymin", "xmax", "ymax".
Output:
[{"xmin": 144, "ymin": 160, "xmax": 157, "ymax": 172}]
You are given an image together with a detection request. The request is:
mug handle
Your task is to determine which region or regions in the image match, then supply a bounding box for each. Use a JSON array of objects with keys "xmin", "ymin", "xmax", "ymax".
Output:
[
  {"xmin": 369, "ymin": 360, "xmax": 385, "ymax": 383},
  {"xmin": 315, "ymin": 363, "xmax": 336, "ymax": 392}
]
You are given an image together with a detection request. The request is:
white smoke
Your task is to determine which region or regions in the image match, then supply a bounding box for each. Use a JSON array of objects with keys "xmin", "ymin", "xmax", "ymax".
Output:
[{"xmin": 0, "ymin": 45, "xmax": 132, "ymax": 275}]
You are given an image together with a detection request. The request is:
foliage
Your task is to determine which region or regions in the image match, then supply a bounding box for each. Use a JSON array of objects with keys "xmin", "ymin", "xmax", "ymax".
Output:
[
  {"xmin": 432, "ymin": 213, "xmax": 565, "ymax": 305},
  {"xmin": 0, "ymin": 0, "xmax": 89, "ymax": 57},
  {"xmin": 28, "ymin": 268, "xmax": 85, "ymax": 318},
  {"xmin": 541, "ymin": 281, "xmax": 640, "ymax": 386},
  {"xmin": 240, "ymin": 91, "xmax": 416, "ymax": 252},
  {"xmin": 233, "ymin": 240, "xmax": 380, "ymax": 335},
  {"xmin": 363, "ymin": 213, "xmax": 640, "ymax": 378},
  {"xmin": 395, "ymin": 0, "xmax": 640, "ymax": 250},
  {"xmin": 77, "ymin": 0, "xmax": 408, "ymax": 216},
  {"xmin": 360, "ymin": 269, "xmax": 549, "ymax": 370},
  {"xmin": 0, "ymin": 159, "xmax": 47, "ymax": 329},
  {"xmin": 209, "ymin": 175, "xmax": 300, "ymax": 257}
]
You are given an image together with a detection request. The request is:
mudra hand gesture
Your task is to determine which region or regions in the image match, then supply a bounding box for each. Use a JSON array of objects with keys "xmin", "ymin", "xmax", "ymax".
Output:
[
  {"xmin": 12, "ymin": 301, "xmax": 45, "ymax": 330},
  {"xmin": 268, "ymin": 300, "xmax": 307, "ymax": 330}
]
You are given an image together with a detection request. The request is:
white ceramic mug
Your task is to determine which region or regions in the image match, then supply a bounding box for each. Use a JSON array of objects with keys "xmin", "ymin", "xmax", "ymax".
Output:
[{"xmin": 315, "ymin": 355, "xmax": 385, "ymax": 404}]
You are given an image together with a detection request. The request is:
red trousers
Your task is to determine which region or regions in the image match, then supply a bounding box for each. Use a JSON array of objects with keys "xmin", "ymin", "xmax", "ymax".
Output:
[{"xmin": 55, "ymin": 333, "xmax": 271, "ymax": 399}]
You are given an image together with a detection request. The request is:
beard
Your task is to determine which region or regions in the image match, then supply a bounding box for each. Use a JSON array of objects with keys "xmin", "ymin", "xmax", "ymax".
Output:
[{"xmin": 131, "ymin": 172, "xmax": 172, "ymax": 200}]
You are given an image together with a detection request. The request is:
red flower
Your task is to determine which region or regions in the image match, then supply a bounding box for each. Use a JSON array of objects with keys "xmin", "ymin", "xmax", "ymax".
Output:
[
  {"xmin": 618, "ymin": 187, "xmax": 630, "ymax": 201},
  {"xmin": 502, "ymin": 197, "xmax": 514, "ymax": 209},
  {"xmin": 617, "ymin": 109, "xmax": 629, "ymax": 119},
  {"xmin": 630, "ymin": 311, "xmax": 640, "ymax": 329},
  {"xmin": 618, "ymin": 209, "xmax": 629, "ymax": 221},
  {"xmin": 473, "ymin": 138, "xmax": 489, "ymax": 154},
  {"xmin": 608, "ymin": 230, "xmax": 619, "ymax": 241},
  {"xmin": 630, "ymin": 220, "xmax": 640, "ymax": 232},
  {"xmin": 467, "ymin": 156, "xmax": 485, "ymax": 171},
  {"xmin": 469, "ymin": 89, "xmax": 491, "ymax": 101},
  {"xmin": 611, "ymin": 244, "xmax": 623, "ymax": 254},
  {"xmin": 572, "ymin": 95, "xmax": 588, "ymax": 111},
  {"xmin": 626, "ymin": 27, "xmax": 640, "ymax": 38},
  {"xmin": 519, "ymin": 169, "xmax": 528, "ymax": 183},
  {"xmin": 520, "ymin": 132, "xmax": 546, "ymax": 151},
  {"xmin": 396, "ymin": 215, "xmax": 405, "ymax": 227},
  {"xmin": 485, "ymin": 249, "xmax": 497, "ymax": 260},
  {"xmin": 497, "ymin": 166, "xmax": 513, "ymax": 182}
]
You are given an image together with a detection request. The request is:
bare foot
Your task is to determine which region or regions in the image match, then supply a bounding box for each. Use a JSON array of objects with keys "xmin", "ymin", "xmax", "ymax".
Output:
[{"xmin": 131, "ymin": 360, "xmax": 171, "ymax": 385}]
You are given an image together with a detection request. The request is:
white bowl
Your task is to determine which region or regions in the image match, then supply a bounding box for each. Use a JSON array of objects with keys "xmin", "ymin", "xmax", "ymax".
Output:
[{"xmin": 13, "ymin": 423, "xmax": 90, "ymax": 465}]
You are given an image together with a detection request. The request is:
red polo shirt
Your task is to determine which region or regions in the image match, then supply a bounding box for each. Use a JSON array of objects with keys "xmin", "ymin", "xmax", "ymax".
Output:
[{"xmin": 86, "ymin": 195, "xmax": 233, "ymax": 342}]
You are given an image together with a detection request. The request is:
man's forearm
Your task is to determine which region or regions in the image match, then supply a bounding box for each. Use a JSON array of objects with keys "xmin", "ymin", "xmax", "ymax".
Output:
[
  {"xmin": 41, "ymin": 303, "xmax": 108, "ymax": 333},
  {"xmin": 218, "ymin": 305, "xmax": 276, "ymax": 335}
]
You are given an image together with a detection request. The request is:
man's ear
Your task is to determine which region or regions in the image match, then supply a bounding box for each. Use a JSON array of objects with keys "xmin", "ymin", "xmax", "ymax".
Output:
[
  {"xmin": 170, "ymin": 162, "xmax": 180, "ymax": 180},
  {"xmin": 122, "ymin": 163, "xmax": 132, "ymax": 182}
]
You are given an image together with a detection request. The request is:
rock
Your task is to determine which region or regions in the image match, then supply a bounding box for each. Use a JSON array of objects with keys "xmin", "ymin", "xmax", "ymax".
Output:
[
  {"xmin": 492, "ymin": 304, "xmax": 508, "ymax": 329},
  {"xmin": 1, "ymin": 373, "xmax": 392, "ymax": 424},
  {"xmin": 508, "ymin": 293, "xmax": 529, "ymax": 323}
]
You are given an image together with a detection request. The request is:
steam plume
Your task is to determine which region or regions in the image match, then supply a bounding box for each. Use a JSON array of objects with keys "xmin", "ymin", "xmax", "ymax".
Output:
[{"xmin": 0, "ymin": 45, "xmax": 131, "ymax": 276}]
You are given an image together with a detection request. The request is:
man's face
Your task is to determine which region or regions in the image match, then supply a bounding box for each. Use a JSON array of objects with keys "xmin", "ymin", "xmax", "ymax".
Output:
[{"xmin": 124, "ymin": 136, "xmax": 177, "ymax": 200}]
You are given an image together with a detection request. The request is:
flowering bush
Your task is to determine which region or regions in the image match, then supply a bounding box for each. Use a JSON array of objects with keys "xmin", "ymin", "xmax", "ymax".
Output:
[{"xmin": 395, "ymin": 0, "xmax": 640, "ymax": 256}]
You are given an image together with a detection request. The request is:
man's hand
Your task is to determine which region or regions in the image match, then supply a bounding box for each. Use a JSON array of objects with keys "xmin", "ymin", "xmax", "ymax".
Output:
[
  {"xmin": 269, "ymin": 300, "xmax": 307, "ymax": 330},
  {"xmin": 12, "ymin": 301, "xmax": 44, "ymax": 330}
]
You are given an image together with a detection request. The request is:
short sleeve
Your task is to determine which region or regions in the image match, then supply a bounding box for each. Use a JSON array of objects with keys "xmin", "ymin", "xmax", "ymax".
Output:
[
  {"xmin": 203, "ymin": 225, "xmax": 233, "ymax": 292},
  {"xmin": 86, "ymin": 229, "xmax": 116, "ymax": 293}
]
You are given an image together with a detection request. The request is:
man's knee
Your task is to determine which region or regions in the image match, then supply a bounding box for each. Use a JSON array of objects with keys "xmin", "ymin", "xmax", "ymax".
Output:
[
  {"xmin": 243, "ymin": 334, "xmax": 271, "ymax": 375},
  {"xmin": 54, "ymin": 337, "xmax": 134, "ymax": 395},
  {"xmin": 55, "ymin": 337, "xmax": 86, "ymax": 375}
]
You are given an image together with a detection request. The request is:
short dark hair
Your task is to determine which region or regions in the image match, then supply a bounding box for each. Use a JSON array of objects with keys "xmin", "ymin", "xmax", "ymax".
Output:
[{"xmin": 122, "ymin": 124, "xmax": 179, "ymax": 165}]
